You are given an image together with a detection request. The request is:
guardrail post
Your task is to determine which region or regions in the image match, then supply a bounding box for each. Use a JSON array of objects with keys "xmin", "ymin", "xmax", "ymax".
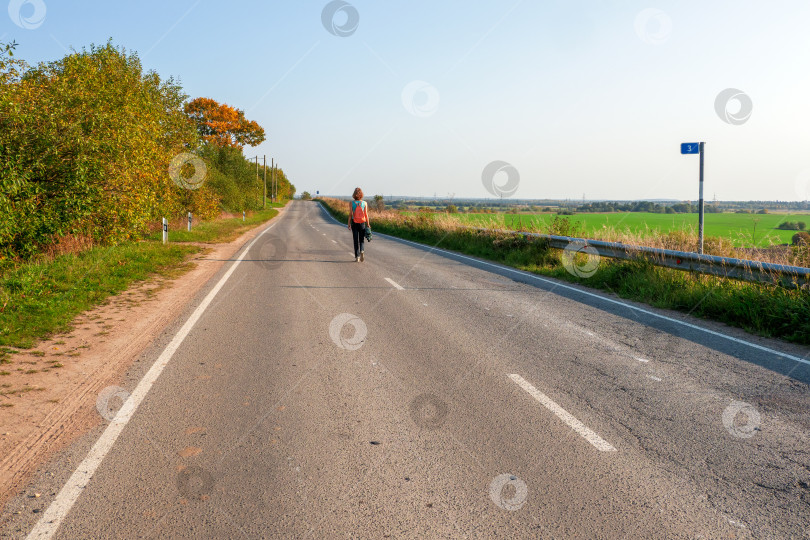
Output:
[{"xmin": 162, "ymin": 217, "xmax": 168, "ymax": 244}]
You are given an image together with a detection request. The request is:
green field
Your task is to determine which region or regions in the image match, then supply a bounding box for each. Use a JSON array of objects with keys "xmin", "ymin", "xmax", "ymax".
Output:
[{"xmin": 439, "ymin": 212, "xmax": 810, "ymax": 247}]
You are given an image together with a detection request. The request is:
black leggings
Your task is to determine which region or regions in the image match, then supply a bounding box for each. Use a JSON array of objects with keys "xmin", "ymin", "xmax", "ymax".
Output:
[{"xmin": 351, "ymin": 221, "xmax": 366, "ymax": 257}]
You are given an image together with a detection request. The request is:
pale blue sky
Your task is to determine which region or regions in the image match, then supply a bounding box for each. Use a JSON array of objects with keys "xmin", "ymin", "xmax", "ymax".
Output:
[{"xmin": 4, "ymin": 1, "xmax": 810, "ymax": 201}]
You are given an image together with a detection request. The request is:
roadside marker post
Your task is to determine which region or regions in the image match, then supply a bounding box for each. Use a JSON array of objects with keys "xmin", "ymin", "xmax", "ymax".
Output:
[
  {"xmin": 681, "ymin": 142, "xmax": 705, "ymax": 254},
  {"xmin": 243, "ymin": 211, "xmax": 246, "ymax": 222},
  {"xmin": 162, "ymin": 218, "xmax": 168, "ymax": 245},
  {"xmin": 188, "ymin": 212, "xmax": 192, "ymax": 232}
]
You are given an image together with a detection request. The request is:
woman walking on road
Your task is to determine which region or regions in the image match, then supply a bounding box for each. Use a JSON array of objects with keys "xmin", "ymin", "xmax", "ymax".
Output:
[{"xmin": 348, "ymin": 187, "xmax": 370, "ymax": 262}]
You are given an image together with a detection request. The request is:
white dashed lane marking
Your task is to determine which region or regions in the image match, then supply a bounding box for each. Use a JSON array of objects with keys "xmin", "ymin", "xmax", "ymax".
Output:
[
  {"xmin": 509, "ymin": 374, "xmax": 617, "ymax": 452},
  {"xmin": 385, "ymin": 278, "xmax": 404, "ymax": 290}
]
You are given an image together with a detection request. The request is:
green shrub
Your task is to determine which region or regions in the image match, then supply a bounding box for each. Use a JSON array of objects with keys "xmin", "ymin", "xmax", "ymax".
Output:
[
  {"xmin": 778, "ymin": 222, "xmax": 800, "ymax": 230},
  {"xmin": 792, "ymin": 231, "xmax": 810, "ymax": 245},
  {"xmin": 0, "ymin": 41, "xmax": 199, "ymax": 261},
  {"xmin": 0, "ymin": 41, "xmax": 295, "ymax": 263}
]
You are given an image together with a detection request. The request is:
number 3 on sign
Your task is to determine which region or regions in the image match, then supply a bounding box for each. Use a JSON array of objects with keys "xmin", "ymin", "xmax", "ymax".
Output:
[{"xmin": 681, "ymin": 143, "xmax": 700, "ymax": 154}]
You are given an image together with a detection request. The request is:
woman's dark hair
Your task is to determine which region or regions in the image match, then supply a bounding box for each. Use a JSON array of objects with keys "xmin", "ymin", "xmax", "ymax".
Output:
[{"xmin": 352, "ymin": 188, "xmax": 363, "ymax": 200}]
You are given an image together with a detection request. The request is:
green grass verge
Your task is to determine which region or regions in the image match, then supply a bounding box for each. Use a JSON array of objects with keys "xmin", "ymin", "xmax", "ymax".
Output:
[
  {"xmin": 145, "ymin": 206, "xmax": 281, "ymax": 243},
  {"xmin": 0, "ymin": 204, "xmax": 285, "ymax": 349},
  {"xmin": 319, "ymin": 200, "xmax": 810, "ymax": 345},
  {"xmin": 0, "ymin": 242, "xmax": 198, "ymax": 348}
]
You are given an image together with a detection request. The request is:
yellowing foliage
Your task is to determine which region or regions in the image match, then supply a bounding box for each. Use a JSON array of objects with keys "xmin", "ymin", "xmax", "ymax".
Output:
[
  {"xmin": 184, "ymin": 97, "xmax": 266, "ymax": 150},
  {"xmin": 0, "ymin": 42, "xmax": 213, "ymax": 260},
  {"xmin": 0, "ymin": 41, "xmax": 292, "ymax": 263}
]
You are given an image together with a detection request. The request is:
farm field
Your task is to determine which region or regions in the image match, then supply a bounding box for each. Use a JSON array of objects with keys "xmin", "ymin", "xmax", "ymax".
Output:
[{"xmin": 431, "ymin": 212, "xmax": 810, "ymax": 248}]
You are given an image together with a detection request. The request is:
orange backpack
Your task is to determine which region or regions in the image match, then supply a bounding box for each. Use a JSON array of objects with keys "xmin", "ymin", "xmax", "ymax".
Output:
[{"xmin": 352, "ymin": 201, "xmax": 366, "ymax": 223}]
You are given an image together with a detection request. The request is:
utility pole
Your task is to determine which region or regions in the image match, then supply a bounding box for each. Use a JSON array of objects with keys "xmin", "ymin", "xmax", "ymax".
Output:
[
  {"xmin": 255, "ymin": 156, "xmax": 260, "ymax": 207},
  {"xmin": 263, "ymin": 155, "xmax": 267, "ymax": 208},
  {"xmin": 271, "ymin": 159, "xmax": 275, "ymax": 202}
]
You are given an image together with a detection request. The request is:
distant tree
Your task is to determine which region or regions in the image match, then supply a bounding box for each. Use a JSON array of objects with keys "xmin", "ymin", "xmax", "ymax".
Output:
[
  {"xmin": 301, "ymin": 191, "xmax": 312, "ymax": 200},
  {"xmin": 446, "ymin": 204, "xmax": 458, "ymax": 213},
  {"xmin": 184, "ymin": 97, "xmax": 265, "ymax": 149},
  {"xmin": 665, "ymin": 206, "xmax": 676, "ymax": 214},
  {"xmin": 799, "ymin": 221, "xmax": 807, "ymax": 231},
  {"xmin": 671, "ymin": 203, "xmax": 690, "ymax": 213},
  {"xmin": 756, "ymin": 209, "xmax": 768, "ymax": 214},
  {"xmin": 373, "ymin": 194, "xmax": 385, "ymax": 212}
]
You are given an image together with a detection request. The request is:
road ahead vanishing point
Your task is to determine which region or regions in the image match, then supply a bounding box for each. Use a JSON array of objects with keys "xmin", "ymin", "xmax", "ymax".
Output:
[{"xmin": 5, "ymin": 201, "xmax": 810, "ymax": 539}]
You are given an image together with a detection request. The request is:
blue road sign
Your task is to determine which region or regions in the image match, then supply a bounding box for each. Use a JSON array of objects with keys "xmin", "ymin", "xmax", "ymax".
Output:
[
  {"xmin": 316, "ymin": 191, "xmax": 319, "ymax": 195},
  {"xmin": 681, "ymin": 143, "xmax": 700, "ymax": 154}
]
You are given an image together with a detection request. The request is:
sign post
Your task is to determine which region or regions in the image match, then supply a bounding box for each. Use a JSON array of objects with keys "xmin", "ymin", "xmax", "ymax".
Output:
[
  {"xmin": 681, "ymin": 142, "xmax": 705, "ymax": 254},
  {"xmin": 188, "ymin": 212, "xmax": 192, "ymax": 232},
  {"xmin": 162, "ymin": 218, "xmax": 168, "ymax": 245}
]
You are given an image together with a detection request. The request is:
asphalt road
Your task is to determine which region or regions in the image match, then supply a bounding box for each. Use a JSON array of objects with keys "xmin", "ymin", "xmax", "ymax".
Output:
[{"xmin": 4, "ymin": 200, "xmax": 810, "ymax": 539}]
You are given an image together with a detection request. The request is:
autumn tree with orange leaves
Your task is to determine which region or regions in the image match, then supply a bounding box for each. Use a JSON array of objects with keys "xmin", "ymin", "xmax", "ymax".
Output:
[{"xmin": 184, "ymin": 97, "xmax": 266, "ymax": 149}]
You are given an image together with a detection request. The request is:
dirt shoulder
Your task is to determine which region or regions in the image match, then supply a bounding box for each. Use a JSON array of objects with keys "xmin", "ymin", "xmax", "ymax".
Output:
[{"xmin": 0, "ymin": 207, "xmax": 285, "ymax": 505}]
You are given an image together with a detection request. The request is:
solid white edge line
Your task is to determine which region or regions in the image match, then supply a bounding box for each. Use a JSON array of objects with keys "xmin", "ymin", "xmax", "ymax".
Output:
[
  {"xmin": 385, "ymin": 278, "xmax": 404, "ymax": 290},
  {"xmin": 508, "ymin": 374, "xmax": 617, "ymax": 452},
  {"xmin": 315, "ymin": 203, "xmax": 810, "ymax": 368},
  {"xmin": 26, "ymin": 220, "xmax": 279, "ymax": 540}
]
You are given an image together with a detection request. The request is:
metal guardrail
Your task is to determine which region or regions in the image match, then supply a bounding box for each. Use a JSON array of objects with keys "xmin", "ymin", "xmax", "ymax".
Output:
[{"xmin": 514, "ymin": 231, "xmax": 810, "ymax": 287}]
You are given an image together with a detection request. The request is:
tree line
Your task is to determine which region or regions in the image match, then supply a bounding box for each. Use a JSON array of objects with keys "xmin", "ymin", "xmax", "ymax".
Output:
[{"xmin": 0, "ymin": 40, "xmax": 294, "ymax": 262}]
